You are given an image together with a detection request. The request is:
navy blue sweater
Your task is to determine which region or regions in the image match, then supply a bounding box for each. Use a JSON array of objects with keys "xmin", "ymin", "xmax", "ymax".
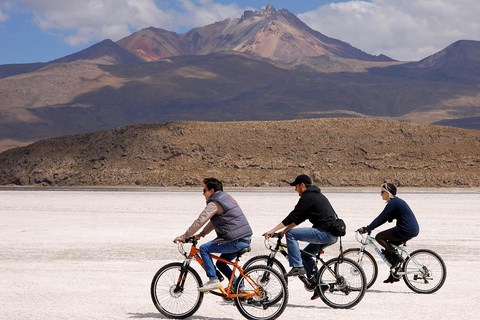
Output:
[{"xmin": 366, "ymin": 197, "xmax": 419, "ymax": 238}]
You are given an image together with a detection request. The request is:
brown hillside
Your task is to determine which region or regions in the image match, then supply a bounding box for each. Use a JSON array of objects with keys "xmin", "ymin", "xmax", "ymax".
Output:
[{"xmin": 1, "ymin": 118, "xmax": 479, "ymax": 188}]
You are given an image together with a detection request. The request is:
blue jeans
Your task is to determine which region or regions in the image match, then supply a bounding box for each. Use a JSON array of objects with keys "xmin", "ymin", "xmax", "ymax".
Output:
[
  {"xmin": 199, "ymin": 237, "xmax": 251, "ymax": 281},
  {"xmin": 285, "ymin": 228, "xmax": 337, "ymax": 277}
]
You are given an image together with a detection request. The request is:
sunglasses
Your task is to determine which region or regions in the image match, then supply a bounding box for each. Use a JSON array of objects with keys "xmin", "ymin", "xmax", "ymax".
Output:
[{"xmin": 203, "ymin": 189, "xmax": 208, "ymax": 194}]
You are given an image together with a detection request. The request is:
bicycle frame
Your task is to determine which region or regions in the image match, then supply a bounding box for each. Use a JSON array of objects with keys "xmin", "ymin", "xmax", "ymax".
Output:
[
  {"xmin": 178, "ymin": 238, "xmax": 258, "ymax": 300},
  {"xmin": 265, "ymin": 234, "xmax": 337, "ymax": 280},
  {"xmin": 356, "ymin": 232, "xmax": 426, "ymax": 277}
]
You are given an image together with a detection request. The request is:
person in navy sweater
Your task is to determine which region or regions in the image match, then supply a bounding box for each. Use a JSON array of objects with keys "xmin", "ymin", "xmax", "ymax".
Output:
[{"xmin": 358, "ymin": 182, "xmax": 419, "ymax": 283}]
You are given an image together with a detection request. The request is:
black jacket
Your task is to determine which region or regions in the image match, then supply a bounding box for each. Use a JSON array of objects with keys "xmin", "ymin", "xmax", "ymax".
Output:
[{"xmin": 282, "ymin": 186, "xmax": 337, "ymax": 231}]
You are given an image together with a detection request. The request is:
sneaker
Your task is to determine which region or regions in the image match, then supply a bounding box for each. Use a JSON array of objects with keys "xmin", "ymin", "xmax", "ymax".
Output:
[
  {"xmin": 284, "ymin": 267, "xmax": 306, "ymax": 277},
  {"xmin": 383, "ymin": 273, "xmax": 400, "ymax": 284},
  {"xmin": 198, "ymin": 279, "xmax": 222, "ymax": 292},
  {"xmin": 310, "ymin": 283, "xmax": 329, "ymax": 300}
]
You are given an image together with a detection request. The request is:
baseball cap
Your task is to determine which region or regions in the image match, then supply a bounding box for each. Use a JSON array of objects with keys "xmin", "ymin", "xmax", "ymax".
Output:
[{"xmin": 289, "ymin": 174, "xmax": 312, "ymax": 186}]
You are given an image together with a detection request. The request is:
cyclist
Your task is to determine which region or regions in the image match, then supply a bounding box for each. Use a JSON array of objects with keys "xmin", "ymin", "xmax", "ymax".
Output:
[
  {"xmin": 174, "ymin": 178, "xmax": 253, "ymax": 292},
  {"xmin": 358, "ymin": 182, "xmax": 419, "ymax": 283},
  {"xmin": 263, "ymin": 174, "xmax": 338, "ymax": 299}
]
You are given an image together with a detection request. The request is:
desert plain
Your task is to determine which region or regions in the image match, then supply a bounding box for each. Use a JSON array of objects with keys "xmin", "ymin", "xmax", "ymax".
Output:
[{"xmin": 1, "ymin": 187, "xmax": 479, "ymax": 319}]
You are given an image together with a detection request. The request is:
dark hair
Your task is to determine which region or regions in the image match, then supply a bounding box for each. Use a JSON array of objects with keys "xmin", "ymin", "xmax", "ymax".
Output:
[
  {"xmin": 381, "ymin": 182, "xmax": 397, "ymax": 196},
  {"xmin": 203, "ymin": 178, "xmax": 223, "ymax": 192}
]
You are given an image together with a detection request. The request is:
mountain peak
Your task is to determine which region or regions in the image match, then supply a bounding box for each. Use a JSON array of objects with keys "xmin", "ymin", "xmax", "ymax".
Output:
[
  {"xmin": 263, "ymin": 4, "xmax": 276, "ymax": 14},
  {"xmin": 117, "ymin": 5, "xmax": 391, "ymax": 63}
]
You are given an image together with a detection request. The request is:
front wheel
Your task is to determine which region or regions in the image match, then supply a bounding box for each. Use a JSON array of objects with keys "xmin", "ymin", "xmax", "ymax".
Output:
[
  {"xmin": 402, "ymin": 249, "xmax": 447, "ymax": 294},
  {"xmin": 316, "ymin": 257, "xmax": 367, "ymax": 309},
  {"xmin": 242, "ymin": 255, "xmax": 287, "ymax": 284},
  {"xmin": 234, "ymin": 265, "xmax": 289, "ymax": 320},
  {"xmin": 342, "ymin": 248, "xmax": 378, "ymax": 289},
  {"xmin": 151, "ymin": 262, "xmax": 204, "ymax": 319}
]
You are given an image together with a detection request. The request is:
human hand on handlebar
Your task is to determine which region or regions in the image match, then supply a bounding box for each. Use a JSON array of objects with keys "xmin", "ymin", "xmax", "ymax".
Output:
[
  {"xmin": 357, "ymin": 227, "xmax": 366, "ymax": 234},
  {"xmin": 173, "ymin": 236, "xmax": 184, "ymax": 243}
]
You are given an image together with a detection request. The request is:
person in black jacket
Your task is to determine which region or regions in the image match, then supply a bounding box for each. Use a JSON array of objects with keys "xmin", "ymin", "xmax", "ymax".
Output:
[{"xmin": 263, "ymin": 174, "xmax": 338, "ymax": 282}]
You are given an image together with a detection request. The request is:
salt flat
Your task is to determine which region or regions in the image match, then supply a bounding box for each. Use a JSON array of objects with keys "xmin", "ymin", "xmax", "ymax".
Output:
[{"xmin": 1, "ymin": 188, "xmax": 479, "ymax": 319}]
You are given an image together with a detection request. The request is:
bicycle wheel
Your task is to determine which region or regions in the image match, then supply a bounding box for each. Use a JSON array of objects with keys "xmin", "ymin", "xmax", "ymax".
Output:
[
  {"xmin": 342, "ymin": 248, "xmax": 378, "ymax": 289},
  {"xmin": 151, "ymin": 262, "xmax": 204, "ymax": 319},
  {"xmin": 316, "ymin": 257, "xmax": 367, "ymax": 309},
  {"xmin": 234, "ymin": 265, "xmax": 289, "ymax": 320},
  {"xmin": 402, "ymin": 249, "xmax": 447, "ymax": 294},
  {"xmin": 243, "ymin": 255, "xmax": 288, "ymax": 284}
]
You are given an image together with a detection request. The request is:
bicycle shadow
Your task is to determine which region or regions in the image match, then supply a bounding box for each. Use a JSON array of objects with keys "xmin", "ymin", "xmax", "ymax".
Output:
[
  {"xmin": 287, "ymin": 303, "xmax": 331, "ymax": 310},
  {"xmin": 128, "ymin": 312, "xmax": 233, "ymax": 320},
  {"xmin": 366, "ymin": 289, "xmax": 415, "ymax": 295}
]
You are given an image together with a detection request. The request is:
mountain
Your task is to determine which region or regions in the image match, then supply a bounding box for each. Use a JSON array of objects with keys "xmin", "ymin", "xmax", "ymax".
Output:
[
  {"xmin": 1, "ymin": 5, "xmax": 480, "ymax": 153},
  {"xmin": 1, "ymin": 119, "xmax": 478, "ymax": 188},
  {"xmin": 52, "ymin": 39, "xmax": 144, "ymax": 65},
  {"xmin": 117, "ymin": 4, "xmax": 392, "ymax": 63},
  {"xmin": 370, "ymin": 40, "xmax": 480, "ymax": 83},
  {"xmin": 0, "ymin": 39, "xmax": 141, "ymax": 80}
]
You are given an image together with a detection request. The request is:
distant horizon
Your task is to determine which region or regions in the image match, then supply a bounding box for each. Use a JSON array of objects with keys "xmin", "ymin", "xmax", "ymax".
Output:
[{"xmin": 2, "ymin": 1, "xmax": 480, "ymax": 65}]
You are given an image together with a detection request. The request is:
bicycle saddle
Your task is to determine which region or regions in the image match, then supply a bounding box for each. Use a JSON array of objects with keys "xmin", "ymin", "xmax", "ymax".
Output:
[{"xmin": 236, "ymin": 247, "xmax": 251, "ymax": 258}]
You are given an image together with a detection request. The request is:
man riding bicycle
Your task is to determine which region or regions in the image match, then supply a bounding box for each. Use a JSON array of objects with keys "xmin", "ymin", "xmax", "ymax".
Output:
[
  {"xmin": 174, "ymin": 178, "xmax": 253, "ymax": 292},
  {"xmin": 263, "ymin": 174, "xmax": 338, "ymax": 300}
]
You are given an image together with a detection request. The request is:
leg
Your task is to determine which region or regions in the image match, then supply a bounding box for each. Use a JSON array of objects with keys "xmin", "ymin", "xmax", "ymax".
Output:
[
  {"xmin": 302, "ymin": 243, "xmax": 321, "ymax": 278},
  {"xmin": 375, "ymin": 229, "xmax": 401, "ymax": 255},
  {"xmin": 200, "ymin": 240, "xmax": 250, "ymax": 280},
  {"xmin": 375, "ymin": 229, "xmax": 404, "ymax": 279},
  {"xmin": 285, "ymin": 228, "xmax": 337, "ymax": 269},
  {"xmin": 216, "ymin": 252, "xmax": 237, "ymax": 281}
]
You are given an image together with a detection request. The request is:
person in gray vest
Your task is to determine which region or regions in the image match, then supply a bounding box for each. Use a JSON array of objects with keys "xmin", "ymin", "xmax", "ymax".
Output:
[{"xmin": 174, "ymin": 178, "xmax": 253, "ymax": 292}]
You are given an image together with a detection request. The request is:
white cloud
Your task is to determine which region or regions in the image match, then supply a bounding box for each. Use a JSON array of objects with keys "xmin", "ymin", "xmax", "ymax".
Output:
[
  {"xmin": 10, "ymin": 0, "xmax": 246, "ymax": 47},
  {"xmin": 175, "ymin": 0, "xmax": 245, "ymax": 28},
  {"xmin": 0, "ymin": 1, "xmax": 11, "ymax": 22},
  {"xmin": 298, "ymin": 0, "xmax": 480, "ymax": 61},
  {"xmin": 17, "ymin": 0, "xmax": 175, "ymax": 45}
]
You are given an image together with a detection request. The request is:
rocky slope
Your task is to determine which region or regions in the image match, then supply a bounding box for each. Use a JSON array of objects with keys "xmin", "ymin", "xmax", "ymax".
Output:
[{"xmin": 1, "ymin": 118, "xmax": 478, "ymax": 188}]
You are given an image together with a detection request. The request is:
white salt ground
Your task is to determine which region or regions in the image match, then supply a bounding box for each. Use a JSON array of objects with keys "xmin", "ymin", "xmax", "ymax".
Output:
[{"xmin": 1, "ymin": 187, "xmax": 479, "ymax": 320}]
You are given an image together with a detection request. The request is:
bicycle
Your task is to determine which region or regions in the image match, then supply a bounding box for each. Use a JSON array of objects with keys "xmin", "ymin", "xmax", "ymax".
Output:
[
  {"xmin": 243, "ymin": 233, "xmax": 367, "ymax": 309},
  {"xmin": 342, "ymin": 231, "xmax": 447, "ymax": 293},
  {"xmin": 151, "ymin": 236, "xmax": 289, "ymax": 320}
]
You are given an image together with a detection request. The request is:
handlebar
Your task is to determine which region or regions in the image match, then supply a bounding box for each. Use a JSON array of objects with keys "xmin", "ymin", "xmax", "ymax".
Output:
[{"xmin": 177, "ymin": 236, "xmax": 198, "ymax": 256}]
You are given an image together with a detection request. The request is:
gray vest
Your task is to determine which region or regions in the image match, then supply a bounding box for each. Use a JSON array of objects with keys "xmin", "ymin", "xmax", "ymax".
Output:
[{"xmin": 208, "ymin": 191, "xmax": 253, "ymax": 244}]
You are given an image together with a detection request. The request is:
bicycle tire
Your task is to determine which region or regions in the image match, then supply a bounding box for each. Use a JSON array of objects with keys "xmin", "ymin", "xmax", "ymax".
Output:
[
  {"xmin": 402, "ymin": 249, "xmax": 447, "ymax": 294},
  {"xmin": 234, "ymin": 265, "xmax": 289, "ymax": 320},
  {"xmin": 243, "ymin": 255, "xmax": 288, "ymax": 284},
  {"xmin": 151, "ymin": 262, "xmax": 204, "ymax": 319},
  {"xmin": 316, "ymin": 257, "xmax": 367, "ymax": 309},
  {"xmin": 342, "ymin": 248, "xmax": 378, "ymax": 289}
]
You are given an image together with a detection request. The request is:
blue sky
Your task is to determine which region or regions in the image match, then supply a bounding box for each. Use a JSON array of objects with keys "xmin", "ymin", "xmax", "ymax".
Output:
[{"xmin": 1, "ymin": 0, "xmax": 480, "ymax": 65}]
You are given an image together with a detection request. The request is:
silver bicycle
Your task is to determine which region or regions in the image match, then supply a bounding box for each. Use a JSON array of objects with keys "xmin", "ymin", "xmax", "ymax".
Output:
[{"xmin": 342, "ymin": 231, "xmax": 446, "ymax": 293}]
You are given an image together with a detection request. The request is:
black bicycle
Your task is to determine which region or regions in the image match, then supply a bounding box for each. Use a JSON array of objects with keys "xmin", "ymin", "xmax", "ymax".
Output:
[{"xmin": 243, "ymin": 233, "xmax": 367, "ymax": 309}]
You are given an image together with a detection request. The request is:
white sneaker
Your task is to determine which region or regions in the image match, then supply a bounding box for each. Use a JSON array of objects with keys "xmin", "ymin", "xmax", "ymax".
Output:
[{"xmin": 198, "ymin": 279, "xmax": 222, "ymax": 292}]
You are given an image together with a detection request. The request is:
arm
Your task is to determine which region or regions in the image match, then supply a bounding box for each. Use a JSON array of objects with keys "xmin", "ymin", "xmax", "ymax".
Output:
[
  {"xmin": 263, "ymin": 222, "xmax": 286, "ymax": 238},
  {"xmin": 365, "ymin": 203, "xmax": 393, "ymax": 232},
  {"xmin": 174, "ymin": 202, "xmax": 219, "ymax": 243}
]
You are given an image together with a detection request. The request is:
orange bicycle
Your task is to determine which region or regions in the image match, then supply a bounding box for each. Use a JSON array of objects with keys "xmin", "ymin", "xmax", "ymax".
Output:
[{"xmin": 151, "ymin": 236, "xmax": 289, "ymax": 320}]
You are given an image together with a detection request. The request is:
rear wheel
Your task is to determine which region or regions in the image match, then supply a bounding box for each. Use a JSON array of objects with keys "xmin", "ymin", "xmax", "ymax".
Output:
[
  {"xmin": 342, "ymin": 248, "xmax": 378, "ymax": 288},
  {"xmin": 402, "ymin": 249, "xmax": 447, "ymax": 294},
  {"xmin": 316, "ymin": 257, "xmax": 367, "ymax": 309},
  {"xmin": 234, "ymin": 265, "xmax": 289, "ymax": 320},
  {"xmin": 151, "ymin": 262, "xmax": 204, "ymax": 319}
]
